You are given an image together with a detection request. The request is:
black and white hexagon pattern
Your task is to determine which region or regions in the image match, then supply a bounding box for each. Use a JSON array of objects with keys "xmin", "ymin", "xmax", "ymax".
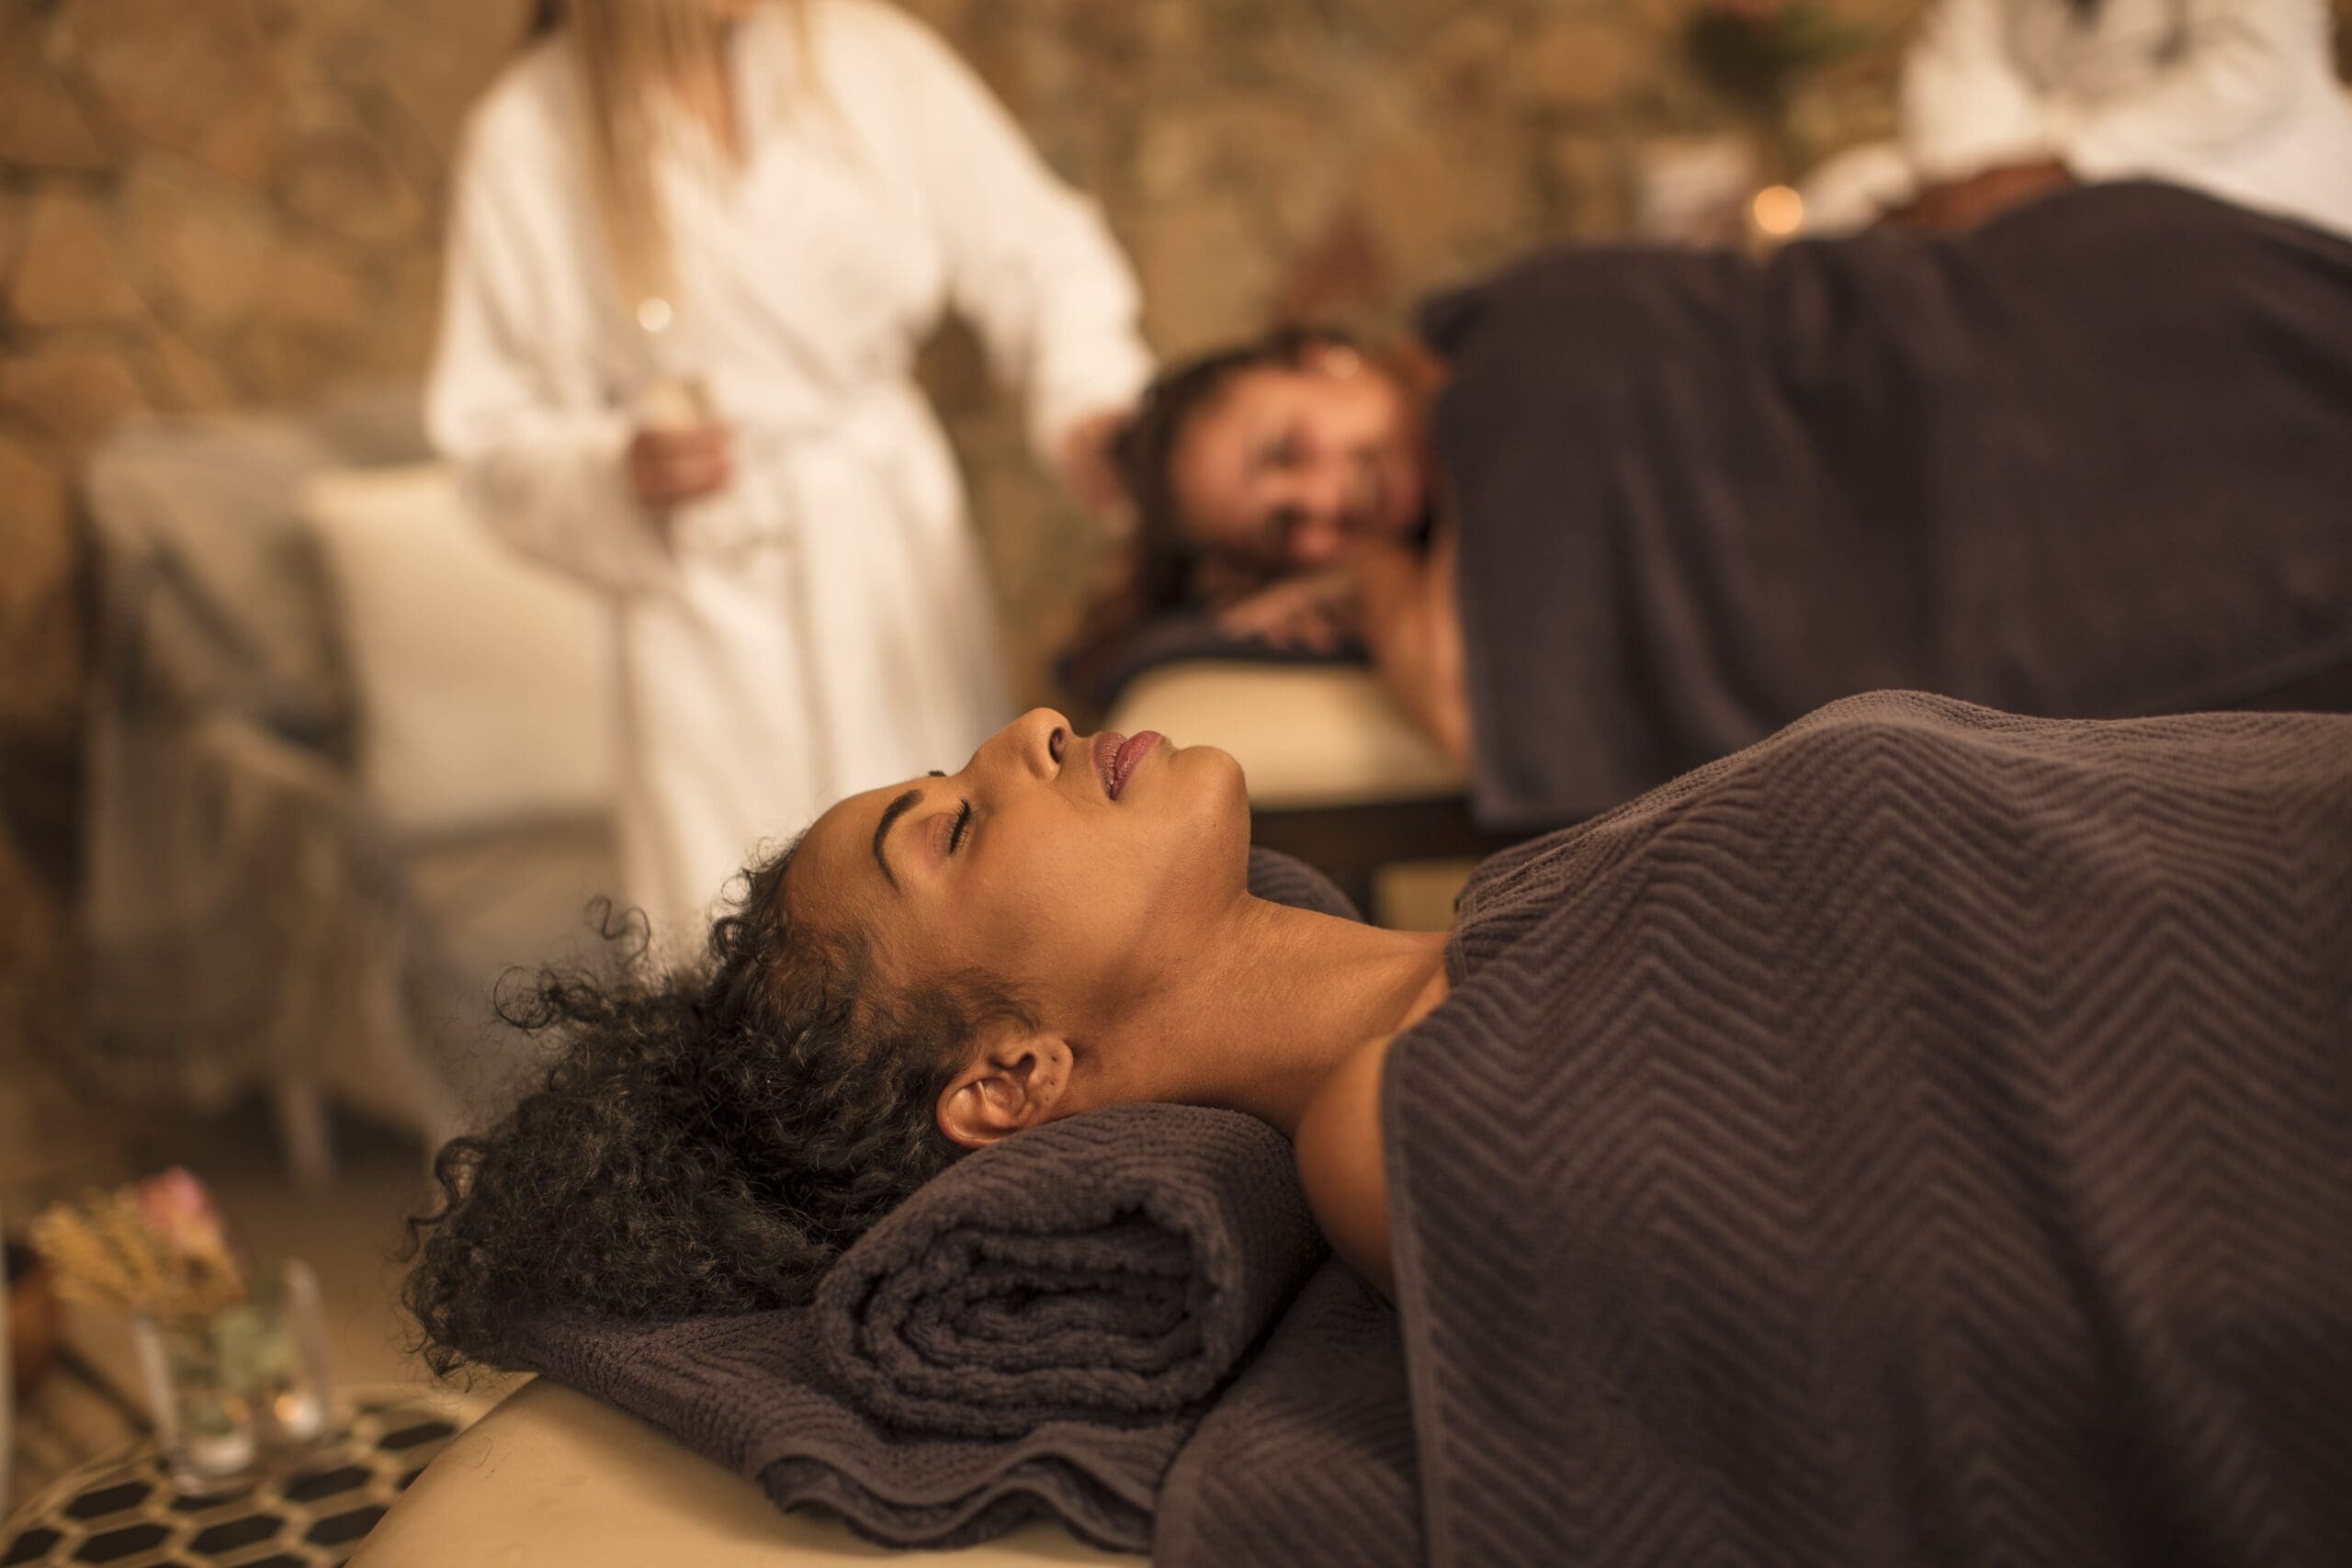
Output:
[{"xmin": 1, "ymin": 1397, "xmax": 460, "ymax": 1567}]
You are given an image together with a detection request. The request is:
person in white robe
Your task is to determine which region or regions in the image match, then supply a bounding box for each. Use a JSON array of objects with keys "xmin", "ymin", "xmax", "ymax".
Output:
[
  {"xmin": 1799, "ymin": 0, "xmax": 2352, "ymax": 239},
  {"xmin": 428, "ymin": 0, "xmax": 1152, "ymax": 944}
]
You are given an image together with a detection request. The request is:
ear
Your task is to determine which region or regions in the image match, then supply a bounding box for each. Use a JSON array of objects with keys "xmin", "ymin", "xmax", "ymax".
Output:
[{"xmin": 935, "ymin": 1031, "xmax": 1078, "ymax": 1150}]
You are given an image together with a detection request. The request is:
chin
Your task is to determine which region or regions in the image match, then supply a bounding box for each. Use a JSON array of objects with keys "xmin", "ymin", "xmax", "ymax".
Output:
[
  {"xmin": 1189, "ymin": 742, "xmax": 1250, "ymax": 808},
  {"xmin": 1167, "ymin": 745, "xmax": 1253, "ymax": 879}
]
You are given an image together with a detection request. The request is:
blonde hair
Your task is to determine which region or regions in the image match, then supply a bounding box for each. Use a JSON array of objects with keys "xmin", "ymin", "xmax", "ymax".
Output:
[{"xmin": 542, "ymin": 0, "xmax": 817, "ymax": 320}]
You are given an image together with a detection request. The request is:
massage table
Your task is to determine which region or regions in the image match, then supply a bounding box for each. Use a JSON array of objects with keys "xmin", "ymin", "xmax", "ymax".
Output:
[
  {"xmin": 353, "ymin": 1380, "xmax": 1125, "ymax": 1565},
  {"xmin": 1103, "ymin": 661, "xmax": 1511, "ymax": 924}
]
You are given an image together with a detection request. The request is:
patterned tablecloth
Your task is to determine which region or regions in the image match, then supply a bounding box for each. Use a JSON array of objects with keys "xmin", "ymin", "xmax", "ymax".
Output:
[{"xmin": 1, "ymin": 1393, "xmax": 463, "ymax": 1567}]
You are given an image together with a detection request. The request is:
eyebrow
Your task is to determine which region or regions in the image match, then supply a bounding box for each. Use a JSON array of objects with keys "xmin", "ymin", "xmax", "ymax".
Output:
[{"xmin": 871, "ymin": 788, "xmax": 922, "ymax": 892}]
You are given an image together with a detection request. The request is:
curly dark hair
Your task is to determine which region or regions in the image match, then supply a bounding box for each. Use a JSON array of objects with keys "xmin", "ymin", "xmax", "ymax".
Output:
[
  {"xmin": 1058, "ymin": 326, "xmax": 1354, "ymax": 711},
  {"xmin": 401, "ymin": 841, "xmax": 1029, "ymax": 1378}
]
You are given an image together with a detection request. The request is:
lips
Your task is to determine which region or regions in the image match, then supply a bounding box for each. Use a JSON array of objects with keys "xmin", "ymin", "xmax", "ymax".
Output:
[{"xmin": 1092, "ymin": 729, "xmax": 1162, "ymax": 801}]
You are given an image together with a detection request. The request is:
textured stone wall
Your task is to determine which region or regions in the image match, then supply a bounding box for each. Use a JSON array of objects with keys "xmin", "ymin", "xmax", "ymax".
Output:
[
  {"xmin": 0, "ymin": 0, "xmax": 1926, "ymax": 1106},
  {"xmin": 1, "ymin": 0, "xmax": 538, "ymax": 1186},
  {"xmin": 6, "ymin": 0, "xmax": 2345, "ymax": 1138}
]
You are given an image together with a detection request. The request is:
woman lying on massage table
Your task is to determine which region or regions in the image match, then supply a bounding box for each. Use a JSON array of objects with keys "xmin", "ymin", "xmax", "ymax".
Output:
[
  {"xmin": 408, "ymin": 696, "xmax": 2351, "ymax": 1562},
  {"xmin": 1079, "ymin": 179, "xmax": 2352, "ymax": 831}
]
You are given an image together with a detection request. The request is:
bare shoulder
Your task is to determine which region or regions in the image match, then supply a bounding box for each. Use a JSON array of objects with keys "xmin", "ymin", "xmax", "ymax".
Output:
[{"xmin": 1293, "ymin": 1032, "xmax": 1396, "ymax": 1299}]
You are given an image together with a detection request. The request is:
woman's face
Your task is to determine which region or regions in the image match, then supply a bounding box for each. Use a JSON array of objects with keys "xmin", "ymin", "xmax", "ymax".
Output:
[
  {"xmin": 783, "ymin": 709, "xmax": 1251, "ymax": 1031},
  {"xmin": 1168, "ymin": 347, "xmax": 1428, "ymax": 573}
]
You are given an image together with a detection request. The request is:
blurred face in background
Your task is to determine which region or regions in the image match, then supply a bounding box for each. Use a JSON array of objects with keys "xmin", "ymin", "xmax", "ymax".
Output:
[{"xmin": 1166, "ymin": 344, "xmax": 1430, "ymax": 573}]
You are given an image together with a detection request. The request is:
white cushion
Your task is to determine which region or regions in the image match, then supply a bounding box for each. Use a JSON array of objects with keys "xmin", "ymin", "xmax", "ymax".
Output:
[
  {"xmin": 1105, "ymin": 660, "xmax": 1465, "ymax": 810},
  {"xmin": 300, "ymin": 465, "xmax": 616, "ymax": 842}
]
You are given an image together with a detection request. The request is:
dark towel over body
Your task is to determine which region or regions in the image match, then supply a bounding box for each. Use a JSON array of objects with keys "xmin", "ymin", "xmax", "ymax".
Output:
[
  {"xmin": 1432, "ymin": 183, "xmax": 2352, "ymax": 829},
  {"xmin": 1384, "ymin": 693, "xmax": 2352, "ymax": 1567}
]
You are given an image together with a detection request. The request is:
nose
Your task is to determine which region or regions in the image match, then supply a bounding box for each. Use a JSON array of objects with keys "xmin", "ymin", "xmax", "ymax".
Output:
[
  {"xmin": 983, "ymin": 706, "xmax": 1070, "ymax": 779},
  {"xmin": 1283, "ymin": 463, "xmax": 1356, "ymax": 567}
]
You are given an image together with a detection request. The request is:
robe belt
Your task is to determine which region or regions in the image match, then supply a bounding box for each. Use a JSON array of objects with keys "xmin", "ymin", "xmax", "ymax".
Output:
[{"xmin": 663, "ymin": 378, "xmax": 940, "ymax": 569}]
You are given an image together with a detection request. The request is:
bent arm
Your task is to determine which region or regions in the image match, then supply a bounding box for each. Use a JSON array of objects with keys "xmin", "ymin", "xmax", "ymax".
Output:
[
  {"xmin": 1901, "ymin": 0, "xmax": 2053, "ymax": 181},
  {"xmin": 876, "ymin": 6, "xmax": 1152, "ymax": 464},
  {"xmin": 1293, "ymin": 1032, "xmax": 1396, "ymax": 1298},
  {"xmin": 1356, "ymin": 529, "xmax": 1470, "ymax": 768},
  {"xmin": 2053, "ymin": 0, "xmax": 2310, "ymax": 179}
]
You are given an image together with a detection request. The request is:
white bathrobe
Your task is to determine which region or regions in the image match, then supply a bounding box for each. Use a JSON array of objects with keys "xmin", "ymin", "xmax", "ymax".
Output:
[
  {"xmin": 429, "ymin": 0, "xmax": 1150, "ymax": 942},
  {"xmin": 1804, "ymin": 0, "xmax": 2352, "ymax": 239}
]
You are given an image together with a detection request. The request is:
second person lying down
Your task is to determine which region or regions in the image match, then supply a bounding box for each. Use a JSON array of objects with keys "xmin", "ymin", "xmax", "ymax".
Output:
[{"xmin": 1080, "ymin": 180, "xmax": 2352, "ymax": 830}]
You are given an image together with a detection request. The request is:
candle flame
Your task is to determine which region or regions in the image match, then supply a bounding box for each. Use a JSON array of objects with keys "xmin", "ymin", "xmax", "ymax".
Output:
[{"xmin": 1751, "ymin": 185, "xmax": 1805, "ymax": 238}]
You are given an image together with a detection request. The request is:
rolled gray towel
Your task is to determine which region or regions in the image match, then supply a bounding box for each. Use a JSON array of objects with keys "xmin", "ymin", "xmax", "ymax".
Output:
[
  {"xmin": 517, "ymin": 1100, "xmax": 1329, "ymax": 1551},
  {"xmin": 511, "ymin": 849, "xmax": 1356, "ymax": 1551},
  {"xmin": 815, "ymin": 1101, "xmax": 1327, "ymax": 1440}
]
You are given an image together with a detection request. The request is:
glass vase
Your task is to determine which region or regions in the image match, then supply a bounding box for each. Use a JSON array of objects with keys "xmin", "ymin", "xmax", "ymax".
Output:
[{"xmin": 130, "ymin": 1258, "xmax": 336, "ymax": 1494}]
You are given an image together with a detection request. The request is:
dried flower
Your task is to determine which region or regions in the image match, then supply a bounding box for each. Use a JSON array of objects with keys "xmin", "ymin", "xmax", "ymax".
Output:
[{"xmin": 29, "ymin": 1171, "xmax": 247, "ymax": 1324}]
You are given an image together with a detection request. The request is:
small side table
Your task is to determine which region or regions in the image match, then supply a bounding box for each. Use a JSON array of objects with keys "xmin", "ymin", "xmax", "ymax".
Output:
[{"xmin": 1, "ymin": 1391, "xmax": 464, "ymax": 1568}]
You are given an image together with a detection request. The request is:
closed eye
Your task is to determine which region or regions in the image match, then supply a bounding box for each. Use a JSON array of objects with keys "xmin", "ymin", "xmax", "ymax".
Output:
[{"xmin": 947, "ymin": 798, "xmax": 973, "ymax": 854}]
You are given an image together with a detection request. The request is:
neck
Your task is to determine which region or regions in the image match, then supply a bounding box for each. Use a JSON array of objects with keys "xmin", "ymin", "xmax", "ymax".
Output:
[{"xmin": 1084, "ymin": 896, "xmax": 1452, "ymax": 1138}]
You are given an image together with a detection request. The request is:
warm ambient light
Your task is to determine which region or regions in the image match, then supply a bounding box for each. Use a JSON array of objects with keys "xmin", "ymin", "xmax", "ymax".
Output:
[{"xmin": 1751, "ymin": 184, "xmax": 1805, "ymax": 237}]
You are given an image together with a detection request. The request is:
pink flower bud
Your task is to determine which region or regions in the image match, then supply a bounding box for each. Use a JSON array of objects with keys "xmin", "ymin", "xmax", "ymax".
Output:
[{"xmin": 138, "ymin": 1168, "xmax": 229, "ymax": 1260}]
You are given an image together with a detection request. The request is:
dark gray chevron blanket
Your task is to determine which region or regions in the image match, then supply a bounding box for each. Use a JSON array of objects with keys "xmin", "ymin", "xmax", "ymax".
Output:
[
  {"xmin": 1383, "ymin": 692, "xmax": 2352, "ymax": 1568},
  {"xmin": 1430, "ymin": 182, "xmax": 2352, "ymax": 830}
]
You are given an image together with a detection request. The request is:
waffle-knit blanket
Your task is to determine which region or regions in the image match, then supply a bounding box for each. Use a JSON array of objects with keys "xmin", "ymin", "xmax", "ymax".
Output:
[
  {"xmin": 1432, "ymin": 183, "xmax": 2352, "ymax": 829},
  {"xmin": 519, "ymin": 1101, "xmax": 1324, "ymax": 1551}
]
